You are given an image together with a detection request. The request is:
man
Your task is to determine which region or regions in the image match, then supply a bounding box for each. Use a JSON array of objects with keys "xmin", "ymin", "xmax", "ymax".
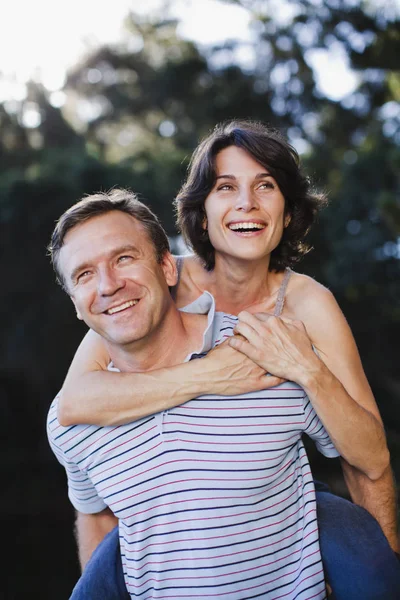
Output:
[{"xmin": 47, "ymin": 189, "xmax": 400, "ymax": 599}]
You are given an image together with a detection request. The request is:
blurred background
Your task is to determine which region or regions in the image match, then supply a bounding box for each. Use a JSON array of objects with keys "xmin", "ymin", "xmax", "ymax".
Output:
[{"xmin": 1, "ymin": 0, "xmax": 399, "ymax": 597}]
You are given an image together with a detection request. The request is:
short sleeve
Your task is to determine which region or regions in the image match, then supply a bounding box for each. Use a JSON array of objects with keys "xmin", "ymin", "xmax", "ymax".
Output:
[
  {"xmin": 303, "ymin": 395, "xmax": 340, "ymax": 458},
  {"xmin": 47, "ymin": 397, "xmax": 107, "ymax": 514}
]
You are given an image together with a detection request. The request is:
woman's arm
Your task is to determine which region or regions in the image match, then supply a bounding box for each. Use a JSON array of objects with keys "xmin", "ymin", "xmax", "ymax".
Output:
[
  {"xmin": 229, "ymin": 286, "xmax": 390, "ymax": 480},
  {"xmin": 58, "ymin": 328, "xmax": 283, "ymax": 427}
]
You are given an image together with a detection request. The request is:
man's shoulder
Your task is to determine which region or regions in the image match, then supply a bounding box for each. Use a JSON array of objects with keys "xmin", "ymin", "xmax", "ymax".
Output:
[
  {"xmin": 47, "ymin": 392, "xmax": 81, "ymax": 434},
  {"xmin": 46, "ymin": 393, "xmax": 61, "ymax": 439}
]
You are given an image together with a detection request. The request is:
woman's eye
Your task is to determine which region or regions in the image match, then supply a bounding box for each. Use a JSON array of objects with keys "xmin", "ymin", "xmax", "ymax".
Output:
[
  {"xmin": 217, "ymin": 184, "xmax": 233, "ymax": 191},
  {"xmin": 259, "ymin": 181, "xmax": 274, "ymax": 190}
]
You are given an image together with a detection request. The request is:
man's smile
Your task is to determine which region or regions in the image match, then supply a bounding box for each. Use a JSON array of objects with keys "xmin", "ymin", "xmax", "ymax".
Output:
[{"xmin": 104, "ymin": 299, "xmax": 139, "ymax": 315}]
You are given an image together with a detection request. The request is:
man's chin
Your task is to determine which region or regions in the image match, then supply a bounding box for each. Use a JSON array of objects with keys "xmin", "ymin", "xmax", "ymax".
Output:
[{"xmin": 101, "ymin": 328, "xmax": 147, "ymax": 347}]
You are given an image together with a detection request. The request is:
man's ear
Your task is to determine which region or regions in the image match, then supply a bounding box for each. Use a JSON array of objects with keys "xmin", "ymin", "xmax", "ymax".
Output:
[
  {"xmin": 71, "ymin": 298, "xmax": 83, "ymax": 320},
  {"xmin": 161, "ymin": 251, "xmax": 178, "ymax": 287}
]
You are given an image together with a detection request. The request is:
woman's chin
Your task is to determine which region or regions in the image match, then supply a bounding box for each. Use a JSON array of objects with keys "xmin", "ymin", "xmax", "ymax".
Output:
[{"xmin": 218, "ymin": 248, "xmax": 270, "ymax": 264}]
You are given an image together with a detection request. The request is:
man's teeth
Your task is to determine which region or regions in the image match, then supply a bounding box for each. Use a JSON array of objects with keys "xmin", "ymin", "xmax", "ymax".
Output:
[
  {"xmin": 107, "ymin": 300, "xmax": 138, "ymax": 315},
  {"xmin": 229, "ymin": 222, "xmax": 265, "ymax": 231}
]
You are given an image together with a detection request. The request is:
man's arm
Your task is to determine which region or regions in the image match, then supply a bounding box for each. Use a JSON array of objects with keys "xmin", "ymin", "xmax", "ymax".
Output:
[
  {"xmin": 341, "ymin": 458, "xmax": 399, "ymax": 553},
  {"xmin": 74, "ymin": 508, "xmax": 118, "ymax": 570},
  {"xmin": 58, "ymin": 329, "xmax": 283, "ymax": 427}
]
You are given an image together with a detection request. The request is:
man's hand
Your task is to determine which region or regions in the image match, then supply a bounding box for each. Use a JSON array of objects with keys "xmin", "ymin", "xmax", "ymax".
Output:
[
  {"xmin": 341, "ymin": 460, "xmax": 400, "ymax": 554},
  {"xmin": 228, "ymin": 311, "xmax": 318, "ymax": 385},
  {"xmin": 200, "ymin": 336, "xmax": 285, "ymax": 396},
  {"xmin": 75, "ymin": 508, "xmax": 118, "ymax": 571}
]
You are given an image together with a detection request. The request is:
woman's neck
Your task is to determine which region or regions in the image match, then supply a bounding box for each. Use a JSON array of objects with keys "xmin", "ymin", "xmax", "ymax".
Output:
[{"xmin": 180, "ymin": 254, "xmax": 283, "ymax": 315}]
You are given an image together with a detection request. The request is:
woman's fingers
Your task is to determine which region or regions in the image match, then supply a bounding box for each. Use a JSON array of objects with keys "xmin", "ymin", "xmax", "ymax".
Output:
[
  {"xmin": 262, "ymin": 375, "xmax": 286, "ymax": 389},
  {"xmin": 239, "ymin": 310, "xmax": 308, "ymax": 341},
  {"xmin": 229, "ymin": 336, "xmax": 263, "ymax": 367},
  {"xmin": 237, "ymin": 310, "xmax": 269, "ymax": 328},
  {"xmin": 233, "ymin": 320, "xmax": 259, "ymax": 344},
  {"xmin": 235, "ymin": 311, "xmax": 281, "ymax": 347}
]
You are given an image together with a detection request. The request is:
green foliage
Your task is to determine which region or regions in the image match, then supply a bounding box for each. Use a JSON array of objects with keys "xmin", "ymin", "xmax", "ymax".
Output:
[
  {"xmin": 1, "ymin": 4, "xmax": 399, "ymax": 592},
  {"xmin": 1, "ymin": 0, "xmax": 398, "ymax": 418}
]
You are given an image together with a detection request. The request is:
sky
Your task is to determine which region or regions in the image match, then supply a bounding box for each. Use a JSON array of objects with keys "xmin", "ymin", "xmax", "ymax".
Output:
[
  {"xmin": 0, "ymin": 0, "xmax": 366, "ymax": 103},
  {"xmin": 0, "ymin": 0, "xmax": 252, "ymax": 91}
]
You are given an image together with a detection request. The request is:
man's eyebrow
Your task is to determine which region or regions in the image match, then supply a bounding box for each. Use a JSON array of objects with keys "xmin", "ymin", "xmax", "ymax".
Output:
[
  {"xmin": 112, "ymin": 244, "xmax": 139, "ymax": 256},
  {"xmin": 69, "ymin": 245, "xmax": 139, "ymax": 282},
  {"xmin": 70, "ymin": 261, "xmax": 92, "ymax": 283},
  {"xmin": 215, "ymin": 172, "xmax": 271, "ymax": 180}
]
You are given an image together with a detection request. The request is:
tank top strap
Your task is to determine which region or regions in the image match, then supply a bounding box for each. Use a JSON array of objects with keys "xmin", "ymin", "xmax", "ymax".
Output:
[
  {"xmin": 274, "ymin": 268, "xmax": 292, "ymax": 317},
  {"xmin": 170, "ymin": 256, "xmax": 185, "ymax": 301}
]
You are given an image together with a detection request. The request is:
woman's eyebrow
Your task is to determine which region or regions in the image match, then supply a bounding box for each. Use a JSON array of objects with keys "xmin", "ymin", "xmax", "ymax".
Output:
[
  {"xmin": 215, "ymin": 171, "xmax": 271, "ymax": 180},
  {"xmin": 215, "ymin": 174, "xmax": 235, "ymax": 180}
]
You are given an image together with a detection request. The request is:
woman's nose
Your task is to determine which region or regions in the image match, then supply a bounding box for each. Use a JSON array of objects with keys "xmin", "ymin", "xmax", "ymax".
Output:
[{"xmin": 235, "ymin": 188, "xmax": 259, "ymax": 212}]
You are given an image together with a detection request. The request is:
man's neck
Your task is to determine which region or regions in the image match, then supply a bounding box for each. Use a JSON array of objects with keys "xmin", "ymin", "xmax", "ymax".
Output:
[{"xmin": 106, "ymin": 308, "xmax": 207, "ymax": 373}]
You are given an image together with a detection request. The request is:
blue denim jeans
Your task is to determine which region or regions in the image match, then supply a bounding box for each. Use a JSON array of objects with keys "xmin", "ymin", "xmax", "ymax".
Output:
[
  {"xmin": 69, "ymin": 526, "xmax": 130, "ymax": 600},
  {"xmin": 70, "ymin": 487, "xmax": 400, "ymax": 599},
  {"xmin": 315, "ymin": 486, "xmax": 400, "ymax": 600}
]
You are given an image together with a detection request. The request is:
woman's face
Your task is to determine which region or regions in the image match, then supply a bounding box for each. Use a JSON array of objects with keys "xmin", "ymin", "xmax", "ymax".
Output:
[{"xmin": 204, "ymin": 145, "xmax": 289, "ymax": 265}]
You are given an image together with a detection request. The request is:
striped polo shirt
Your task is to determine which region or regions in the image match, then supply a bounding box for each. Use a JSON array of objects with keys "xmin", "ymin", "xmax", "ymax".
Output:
[{"xmin": 47, "ymin": 292, "xmax": 339, "ymax": 599}]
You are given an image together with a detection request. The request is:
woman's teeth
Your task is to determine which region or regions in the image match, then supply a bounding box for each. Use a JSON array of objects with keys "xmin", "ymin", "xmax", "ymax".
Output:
[{"xmin": 228, "ymin": 222, "xmax": 265, "ymax": 231}]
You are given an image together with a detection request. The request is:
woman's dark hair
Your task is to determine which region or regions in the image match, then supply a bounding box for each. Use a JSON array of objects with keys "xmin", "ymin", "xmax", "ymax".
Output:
[{"xmin": 174, "ymin": 119, "xmax": 327, "ymax": 271}]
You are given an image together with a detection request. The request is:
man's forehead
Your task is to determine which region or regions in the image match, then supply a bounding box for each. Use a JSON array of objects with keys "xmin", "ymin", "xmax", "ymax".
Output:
[
  {"xmin": 68, "ymin": 210, "xmax": 145, "ymax": 236},
  {"xmin": 65, "ymin": 212, "xmax": 151, "ymax": 248},
  {"xmin": 59, "ymin": 212, "xmax": 152, "ymax": 272}
]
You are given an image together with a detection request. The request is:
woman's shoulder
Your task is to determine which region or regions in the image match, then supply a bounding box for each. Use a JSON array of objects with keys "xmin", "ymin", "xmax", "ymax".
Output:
[
  {"xmin": 288, "ymin": 272, "xmax": 357, "ymax": 358},
  {"xmin": 286, "ymin": 270, "xmax": 338, "ymax": 320},
  {"xmin": 288, "ymin": 270, "xmax": 331, "ymax": 295},
  {"xmin": 172, "ymin": 254, "xmax": 208, "ymax": 307},
  {"xmin": 173, "ymin": 253, "xmax": 208, "ymax": 283},
  {"xmin": 173, "ymin": 254, "xmax": 200, "ymax": 272}
]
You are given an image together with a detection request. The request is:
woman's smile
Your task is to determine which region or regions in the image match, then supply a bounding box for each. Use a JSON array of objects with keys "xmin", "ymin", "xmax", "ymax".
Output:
[
  {"xmin": 204, "ymin": 145, "xmax": 286, "ymax": 261},
  {"xmin": 227, "ymin": 219, "xmax": 267, "ymax": 235}
]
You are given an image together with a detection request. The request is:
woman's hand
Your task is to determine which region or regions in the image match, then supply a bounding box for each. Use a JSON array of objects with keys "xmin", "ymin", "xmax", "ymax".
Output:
[
  {"xmin": 228, "ymin": 311, "xmax": 320, "ymax": 386},
  {"xmin": 201, "ymin": 336, "xmax": 286, "ymax": 395},
  {"xmin": 229, "ymin": 307, "xmax": 390, "ymax": 481}
]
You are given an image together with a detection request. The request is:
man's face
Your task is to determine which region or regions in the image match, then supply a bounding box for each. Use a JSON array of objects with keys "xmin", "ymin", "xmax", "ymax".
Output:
[{"xmin": 58, "ymin": 211, "xmax": 177, "ymax": 347}]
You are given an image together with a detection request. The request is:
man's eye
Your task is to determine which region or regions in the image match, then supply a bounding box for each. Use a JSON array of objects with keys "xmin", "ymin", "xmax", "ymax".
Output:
[
  {"xmin": 77, "ymin": 271, "xmax": 91, "ymax": 281},
  {"xmin": 118, "ymin": 255, "xmax": 132, "ymax": 263}
]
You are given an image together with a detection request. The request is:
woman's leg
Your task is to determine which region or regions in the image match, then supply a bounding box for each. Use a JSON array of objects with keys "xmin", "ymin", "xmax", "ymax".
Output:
[
  {"xmin": 316, "ymin": 489, "xmax": 400, "ymax": 600},
  {"xmin": 69, "ymin": 495, "xmax": 400, "ymax": 599},
  {"xmin": 69, "ymin": 525, "xmax": 130, "ymax": 600}
]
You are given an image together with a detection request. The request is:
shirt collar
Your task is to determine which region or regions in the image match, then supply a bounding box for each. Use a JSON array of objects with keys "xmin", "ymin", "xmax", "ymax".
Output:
[
  {"xmin": 180, "ymin": 291, "xmax": 216, "ymax": 358},
  {"xmin": 108, "ymin": 291, "xmax": 216, "ymax": 371}
]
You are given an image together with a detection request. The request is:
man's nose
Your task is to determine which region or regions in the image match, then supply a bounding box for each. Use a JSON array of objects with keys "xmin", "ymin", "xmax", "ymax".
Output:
[
  {"xmin": 235, "ymin": 188, "xmax": 259, "ymax": 212},
  {"xmin": 98, "ymin": 268, "xmax": 125, "ymax": 296}
]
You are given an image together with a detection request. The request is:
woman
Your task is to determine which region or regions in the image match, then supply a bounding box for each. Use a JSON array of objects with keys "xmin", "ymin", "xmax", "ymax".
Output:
[{"xmin": 63, "ymin": 120, "xmax": 399, "ymax": 599}]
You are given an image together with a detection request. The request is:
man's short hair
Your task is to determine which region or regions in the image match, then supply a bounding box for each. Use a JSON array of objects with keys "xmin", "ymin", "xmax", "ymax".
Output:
[
  {"xmin": 48, "ymin": 188, "xmax": 170, "ymax": 291},
  {"xmin": 174, "ymin": 119, "xmax": 327, "ymax": 272}
]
